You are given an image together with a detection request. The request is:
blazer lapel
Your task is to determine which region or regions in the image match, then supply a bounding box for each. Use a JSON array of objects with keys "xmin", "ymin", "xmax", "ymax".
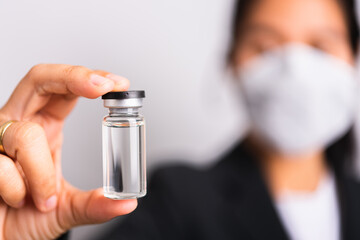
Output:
[
  {"xmin": 220, "ymin": 142, "xmax": 360, "ymax": 240},
  {"xmin": 336, "ymin": 170, "xmax": 360, "ymax": 240},
  {"xmin": 220, "ymin": 143, "xmax": 290, "ymax": 240}
]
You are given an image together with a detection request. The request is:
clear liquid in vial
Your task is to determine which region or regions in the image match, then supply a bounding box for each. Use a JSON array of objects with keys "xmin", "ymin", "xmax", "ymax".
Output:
[{"xmin": 102, "ymin": 119, "xmax": 146, "ymax": 199}]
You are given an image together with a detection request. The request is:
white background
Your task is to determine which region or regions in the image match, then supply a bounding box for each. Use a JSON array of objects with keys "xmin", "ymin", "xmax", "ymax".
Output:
[{"xmin": 0, "ymin": 1, "xmax": 249, "ymax": 239}]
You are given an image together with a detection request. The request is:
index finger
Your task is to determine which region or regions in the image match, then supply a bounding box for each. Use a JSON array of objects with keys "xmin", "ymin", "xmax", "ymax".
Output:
[{"xmin": 1, "ymin": 64, "xmax": 130, "ymax": 120}]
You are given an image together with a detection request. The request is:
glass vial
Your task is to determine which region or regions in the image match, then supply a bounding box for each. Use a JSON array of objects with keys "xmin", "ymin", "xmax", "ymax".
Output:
[{"xmin": 102, "ymin": 91, "xmax": 146, "ymax": 199}]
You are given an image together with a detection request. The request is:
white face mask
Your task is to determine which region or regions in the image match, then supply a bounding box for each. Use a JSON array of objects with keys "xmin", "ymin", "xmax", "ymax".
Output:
[{"xmin": 238, "ymin": 44, "xmax": 359, "ymax": 155}]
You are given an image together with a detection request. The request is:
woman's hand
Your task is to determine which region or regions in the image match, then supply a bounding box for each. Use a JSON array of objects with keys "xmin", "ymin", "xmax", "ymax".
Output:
[{"xmin": 0, "ymin": 64, "xmax": 137, "ymax": 240}]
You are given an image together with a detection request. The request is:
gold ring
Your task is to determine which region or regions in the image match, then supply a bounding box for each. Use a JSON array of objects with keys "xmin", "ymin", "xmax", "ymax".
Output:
[{"xmin": 0, "ymin": 121, "xmax": 17, "ymax": 154}]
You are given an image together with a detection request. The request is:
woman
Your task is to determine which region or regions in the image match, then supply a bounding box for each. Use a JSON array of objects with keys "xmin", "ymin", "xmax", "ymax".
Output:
[
  {"xmin": 0, "ymin": 0, "xmax": 358, "ymax": 239},
  {"xmin": 97, "ymin": 0, "xmax": 360, "ymax": 239}
]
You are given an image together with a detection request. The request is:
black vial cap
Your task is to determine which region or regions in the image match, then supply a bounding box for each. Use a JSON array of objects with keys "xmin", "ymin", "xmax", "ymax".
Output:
[{"xmin": 102, "ymin": 91, "xmax": 145, "ymax": 100}]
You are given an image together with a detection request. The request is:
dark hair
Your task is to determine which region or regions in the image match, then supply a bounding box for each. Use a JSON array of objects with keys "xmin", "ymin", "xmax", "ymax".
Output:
[
  {"xmin": 228, "ymin": 0, "xmax": 359, "ymax": 174},
  {"xmin": 227, "ymin": 0, "xmax": 360, "ymax": 65}
]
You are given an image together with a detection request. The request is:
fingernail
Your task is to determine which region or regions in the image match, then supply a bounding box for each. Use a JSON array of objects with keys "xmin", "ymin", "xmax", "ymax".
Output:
[
  {"xmin": 90, "ymin": 74, "xmax": 113, "ymax": 87},
  {"xmin": 106, "ymin": 73, "xmax": 127, "ymax": 84},
  {"xmin": 106, "ymin": 73, "xmax": 129, "ymax": 90},
  {"xmin": 44, "ymin": 195, "xmax": 58, "ymax": 211}
]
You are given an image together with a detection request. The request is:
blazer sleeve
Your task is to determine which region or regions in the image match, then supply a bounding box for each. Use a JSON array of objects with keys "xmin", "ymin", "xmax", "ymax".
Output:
[{"xmin": 97, "ymin": 167, "xmax": 189, "ymax": 240}]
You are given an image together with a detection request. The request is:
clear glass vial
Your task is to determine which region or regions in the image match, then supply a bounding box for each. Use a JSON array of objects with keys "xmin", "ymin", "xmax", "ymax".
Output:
[{"xmin": 102, "ymin": 91, "xmax": 146, "ymax": 199}]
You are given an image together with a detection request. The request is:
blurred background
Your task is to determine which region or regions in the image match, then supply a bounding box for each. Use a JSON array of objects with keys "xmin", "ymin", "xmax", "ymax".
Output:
[{"xmin": 0, "ymin": 0, "xmax": 251, "ymax": 239}]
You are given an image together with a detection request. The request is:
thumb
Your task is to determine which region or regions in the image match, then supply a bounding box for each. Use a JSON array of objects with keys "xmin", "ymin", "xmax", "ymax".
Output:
[{"xmin": 62, "ymin": 182, "xmax": 138, "ymax": 227}]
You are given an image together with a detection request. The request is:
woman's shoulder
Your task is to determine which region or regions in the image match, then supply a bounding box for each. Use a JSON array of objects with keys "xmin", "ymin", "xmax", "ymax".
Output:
[
  {"xmin": 148, "ymin": 163, "xmax": 212, "ymax": 192},
  {"xmin": 149, "ymin": 142, "xmax": 255, "ymax": 188}
]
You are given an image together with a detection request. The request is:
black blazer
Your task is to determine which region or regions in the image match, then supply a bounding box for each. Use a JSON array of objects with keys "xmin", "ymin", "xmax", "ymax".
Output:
[{"xmin": 63, "ymin": 142, "xmax": 360, "ymax": 240}]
